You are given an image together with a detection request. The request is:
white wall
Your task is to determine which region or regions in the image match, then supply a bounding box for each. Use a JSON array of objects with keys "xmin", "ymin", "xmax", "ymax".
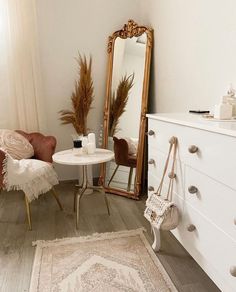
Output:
[
  {"xmin": 36, "ymin": 0, "xmax": 141, "ymax": 180},
  {"xmin": 0, "ymin": 4, "xmax": 10, "ymax": 128},
  {"xmin": 37, "ymin": 0, "xmax": 236, "ymax": 180},
  {"xmin": 140, "ymin": 0, "xmax": 236, "ymax": 113}
]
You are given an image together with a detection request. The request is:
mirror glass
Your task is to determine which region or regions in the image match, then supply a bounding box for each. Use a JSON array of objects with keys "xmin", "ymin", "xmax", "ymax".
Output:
[{"xmin": 105, "ymin": 34, "xmax": 147, "ymax": 192}]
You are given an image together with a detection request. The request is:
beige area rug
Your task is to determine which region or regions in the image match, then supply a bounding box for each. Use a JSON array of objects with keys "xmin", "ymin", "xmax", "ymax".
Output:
[{"xmin": 30, "ymin": 228, "xmax": 177, "ymax": 292}]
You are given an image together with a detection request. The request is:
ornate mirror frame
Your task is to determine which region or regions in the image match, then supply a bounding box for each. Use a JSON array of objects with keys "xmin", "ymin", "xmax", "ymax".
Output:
[{"xmin": 100, "ymin": 20, "xmax": 153, "ymax": 199}]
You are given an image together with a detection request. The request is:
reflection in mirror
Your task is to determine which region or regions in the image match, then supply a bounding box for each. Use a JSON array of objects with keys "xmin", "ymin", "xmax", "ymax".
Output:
[
  {"xmin": 101, "ymin": 20, "xmax": 153, "ymax": 199},
  {"xmin": 106, "ymin": 35, "xmax": 147, "ymax": 192}
]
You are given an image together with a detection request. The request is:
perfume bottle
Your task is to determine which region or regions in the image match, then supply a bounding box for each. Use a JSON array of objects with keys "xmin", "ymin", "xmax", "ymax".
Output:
[
  {"xmin": 227, "ymin": 84, "xmax": 236, "ymax": 117},
  {"xmin": 214, "ymin": 96, "xmax": 232, "ymax": 120}
]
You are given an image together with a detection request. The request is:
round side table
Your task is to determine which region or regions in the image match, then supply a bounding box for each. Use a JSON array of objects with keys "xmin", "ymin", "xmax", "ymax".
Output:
[{"xmin": 53, "ymin": 148, "xmax": 114, "ymax": 229}]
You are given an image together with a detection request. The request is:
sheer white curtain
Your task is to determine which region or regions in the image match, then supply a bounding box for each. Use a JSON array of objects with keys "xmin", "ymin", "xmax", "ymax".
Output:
[{"xmin": 0, "ymin": 0, "xmax": 45, "ymax": 132}]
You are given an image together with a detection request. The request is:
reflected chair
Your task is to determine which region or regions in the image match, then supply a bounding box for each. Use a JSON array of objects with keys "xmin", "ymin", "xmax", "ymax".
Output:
[
  {"xmin": 0, "ymin": 130, "xmax": 63, "ymax": 230},
  {"xmin": 108, "ymin": 136, "xmax": 137, "ymax": 192}
]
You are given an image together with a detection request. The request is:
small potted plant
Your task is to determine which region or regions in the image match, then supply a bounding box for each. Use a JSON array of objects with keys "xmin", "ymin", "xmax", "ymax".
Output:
[
  {"xmin": 59, "ymin": 53, "xmax": 94, "ymax": 141},
  {"xmin": 59, "ymin": 53, "xmax": 94, "ymax": 189}
]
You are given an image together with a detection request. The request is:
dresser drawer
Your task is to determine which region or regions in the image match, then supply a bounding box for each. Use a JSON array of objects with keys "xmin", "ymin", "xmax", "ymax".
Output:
[
  {"xmin": 147, "ymin": 172, "xmax": 159, "ymax": 197},
  {"xmin": 148, "ymin": 147, "xmax": 165, "ymax": 178},
  {"xmin": 148, "ymin": 118, "xmax": 236, "ymax": 190},
  {"xmin": 172, "ymin": 195, "xmax": 236, "ymax": 292},
  {"xmin": 185, "ymin": 166, "xmax": 236, "ymax": 241},
  {"xmin": 148, "ymin": 148, "xmax": 184, "ymax": 198},
  {"xmin": 148, "ymin": 119, "xmax": 173, "ymax": 154}
]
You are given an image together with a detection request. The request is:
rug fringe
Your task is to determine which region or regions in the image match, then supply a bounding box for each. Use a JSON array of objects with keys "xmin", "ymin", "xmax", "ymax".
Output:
[
  {"xmin": 139, "ymin": 232, "xmax": 178, "ymax": 291},
  {"xmin": 32, "ymin": 228, "xmax": 146, "ymax": 247}
]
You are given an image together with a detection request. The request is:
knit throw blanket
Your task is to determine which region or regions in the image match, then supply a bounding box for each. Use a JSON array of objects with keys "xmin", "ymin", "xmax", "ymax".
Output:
[{"xmin": 2, "ymin": 152, "xmax": 58, "ymax": 202}]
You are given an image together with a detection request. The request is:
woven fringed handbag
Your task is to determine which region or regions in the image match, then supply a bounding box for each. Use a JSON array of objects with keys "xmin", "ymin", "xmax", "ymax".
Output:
[{"xmin": 144, "ymin": 136, "xmax": 179, "ymax": 230}]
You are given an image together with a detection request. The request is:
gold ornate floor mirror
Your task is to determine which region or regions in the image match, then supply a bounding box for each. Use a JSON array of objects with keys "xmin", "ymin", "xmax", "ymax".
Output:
[{"xmin": 100, "ymin": 20, "xmax": 153, "ymax": 199}]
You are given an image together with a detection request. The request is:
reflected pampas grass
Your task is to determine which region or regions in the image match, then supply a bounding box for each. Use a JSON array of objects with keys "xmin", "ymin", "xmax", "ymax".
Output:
[{"xmin": 109, "ymin": 74, "xmax": 134, "ymax": 136}]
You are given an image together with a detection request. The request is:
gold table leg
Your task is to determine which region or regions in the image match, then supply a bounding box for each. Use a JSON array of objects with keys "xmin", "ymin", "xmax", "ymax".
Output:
[
  {"xmin": 76, "ymin": 186, "xmax": 86, "ymax": 229},
  {"xmin": 73, "ymin": 165, "xmax": 85, "ymax": 211},
  {"xmin": 88, "ymin": 185, "xmax": 110, "ymax": 216},
  {"xmin": 75, "ymin": 165, "xmax": 110, "ymax": 229}
]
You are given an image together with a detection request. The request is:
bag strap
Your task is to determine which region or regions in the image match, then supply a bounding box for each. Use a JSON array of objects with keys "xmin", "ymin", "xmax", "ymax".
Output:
[
  {"xmin": 154, "ymin": 136, "xmax": 178, "ymax": 201},
  {"xmin": 166, "ymin": 137, "xmax": 178, "ymax": 201}
]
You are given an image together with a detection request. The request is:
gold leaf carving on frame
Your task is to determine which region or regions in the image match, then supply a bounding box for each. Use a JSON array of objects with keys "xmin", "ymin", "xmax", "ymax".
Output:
[{"xmin": 107, "ymin": 20, "xmax": 153, "ymax": 53}]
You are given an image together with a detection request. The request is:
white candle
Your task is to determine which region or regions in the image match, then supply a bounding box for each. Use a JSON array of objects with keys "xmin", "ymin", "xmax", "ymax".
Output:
[
  {"xmin": 87, "ymin": 142, "xmax": 95, "ymax": 154},
  {"xmin": 88, "ymin": 133, "xmax": 96, "ymax": 148}
]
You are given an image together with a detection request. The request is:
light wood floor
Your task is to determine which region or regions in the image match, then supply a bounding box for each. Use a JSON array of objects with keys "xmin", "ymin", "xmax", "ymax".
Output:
[{"xmin": 0, "ymin": 181, "xmax": 220, "ymax": 292}]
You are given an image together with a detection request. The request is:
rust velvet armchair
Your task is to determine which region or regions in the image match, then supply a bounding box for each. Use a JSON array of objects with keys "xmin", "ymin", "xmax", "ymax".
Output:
[{"xmin": 0, "ymin": 130, "xmax": 62, "ymax": 230}]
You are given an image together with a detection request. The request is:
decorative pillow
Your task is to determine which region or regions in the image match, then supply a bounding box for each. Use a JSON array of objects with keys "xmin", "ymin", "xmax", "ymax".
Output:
[
  {"xmin": 124, "ymin": 137, "xmax": 138, "ymax": 155},
  {"xmin": 0, "ymin": 129, "xmax": 34, "ymax": 159}
]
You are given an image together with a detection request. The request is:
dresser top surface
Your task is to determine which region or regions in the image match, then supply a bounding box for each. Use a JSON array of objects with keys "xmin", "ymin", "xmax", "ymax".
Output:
[{"xmin": 146, "ymin": 113, "xmax": 236, "ymax": 138}]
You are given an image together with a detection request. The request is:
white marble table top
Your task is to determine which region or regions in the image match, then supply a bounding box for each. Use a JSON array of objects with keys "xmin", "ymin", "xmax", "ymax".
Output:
[{"xmin": 52, "ymin": 148, "xmax": 114, "ymax": 166}]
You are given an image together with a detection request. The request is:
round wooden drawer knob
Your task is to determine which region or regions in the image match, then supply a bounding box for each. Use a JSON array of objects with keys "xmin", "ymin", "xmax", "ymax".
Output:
[
  {"xmin": 168, "ymin": 172, "xmax": 176, "ymax": 179},
  {"xmin": 148, "ymin": 130, "xmax": 155, "ymax": 136},
  {"xmin": 148, "ymin": 159, "xmax": 155, "ymax": 165},
  {"xmin": 148, "ymin": 186, "xmax": 155, "ymax": 192},
  {"xmin": 188, "ymin": 186, "xmax": 198, "ymax": 194},
  {"xmin": 230, "ymin": 266, "xmax": 236, "ymax": 277},
  {"xmin": 169, "ymin": 136, "xmax": 177, "ymax": 144},
  {"xmin": 187, "ymin": 224, "xmax": 196, "ymax": 232},
  {"xmin": 188, "ymin": 145, "xmax": 199, "ymax": 154}
]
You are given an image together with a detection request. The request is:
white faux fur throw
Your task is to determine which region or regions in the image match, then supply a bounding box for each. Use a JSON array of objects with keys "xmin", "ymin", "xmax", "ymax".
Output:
[{"xmin": 2, "ymin": 151, "xmax": 58, "ymax": 202}]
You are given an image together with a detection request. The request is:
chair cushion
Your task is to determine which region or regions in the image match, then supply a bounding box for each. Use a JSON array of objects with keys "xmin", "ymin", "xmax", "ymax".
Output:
[
  {"xmin": 113, "ymin": 136, "xmax": 137, "ymax": 168},
  {"xmin": 0, "ymin": 129, "xmax": 34, "ymax": 159},
  {"xmin": 124, "ymin": 137, "xmax": 138, "ymax": 155},
  {"xmin": 3, "ymin": 154, "xmax": 58, "ymax": 202}
]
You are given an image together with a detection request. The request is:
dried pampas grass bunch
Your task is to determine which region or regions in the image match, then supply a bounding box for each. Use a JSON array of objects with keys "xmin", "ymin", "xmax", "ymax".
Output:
[
  {"xmin": 59, "ymin": 54, "xmax": 94, "ymax": 135},
  {"xmin": 109, "ymin": 74, "xmax": 134, "ymax": 136}
]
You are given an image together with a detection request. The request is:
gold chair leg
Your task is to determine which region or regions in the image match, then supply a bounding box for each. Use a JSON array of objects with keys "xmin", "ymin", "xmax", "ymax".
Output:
[
  {"xmin": 108, "ymin": 165, "xmax": 119, "ymax": 186},
  {"xmin": 127, "ymin": 167, "xmax": 134, "ymax": 192},
  {"xmin": 51, "ymin": 187, "xmax": 63, "ymax": 211},
  {"xmin": 24, "ymin": 195, "xmax": 32, "ymax": 231}
]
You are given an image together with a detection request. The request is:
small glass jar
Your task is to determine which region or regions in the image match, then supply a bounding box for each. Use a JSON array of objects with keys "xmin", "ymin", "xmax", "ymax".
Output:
[{"xmin": 71, "ymin": 134, "xmax": 83, "ymax": 151}]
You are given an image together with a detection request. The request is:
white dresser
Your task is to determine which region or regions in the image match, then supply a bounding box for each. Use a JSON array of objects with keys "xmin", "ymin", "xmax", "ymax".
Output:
[{"xmin": 147, "ymin": 113, "xmax": 236, "ymax": 292}]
